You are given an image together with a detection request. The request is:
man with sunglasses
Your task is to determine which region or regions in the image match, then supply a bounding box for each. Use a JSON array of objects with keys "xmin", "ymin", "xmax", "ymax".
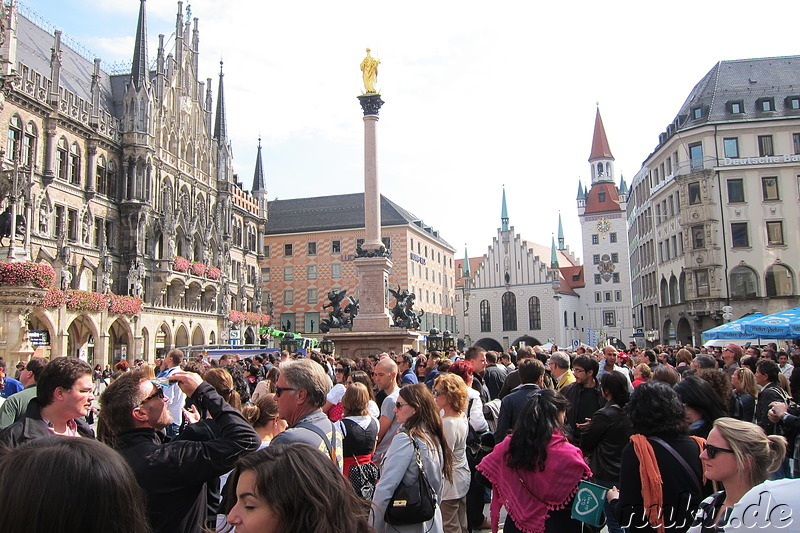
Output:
[
  {"xmin": 99, "ymin": 369, "xmax": 259, "ymax": 533},
  {"xmin": 0, "ymin": 356, "xmax": 95, "ymax": 446}
]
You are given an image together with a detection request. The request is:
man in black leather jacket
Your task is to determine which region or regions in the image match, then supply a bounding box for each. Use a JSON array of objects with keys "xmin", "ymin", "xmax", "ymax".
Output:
[{"xmin": 99, "ymin": 369, "xmax": 259, "ymax": 533}]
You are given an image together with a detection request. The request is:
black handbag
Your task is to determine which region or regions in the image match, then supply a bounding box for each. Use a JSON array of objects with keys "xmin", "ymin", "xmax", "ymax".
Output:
[{"xmin": 385, "ymin": 435, "xmax": 437, "ymax": 525}]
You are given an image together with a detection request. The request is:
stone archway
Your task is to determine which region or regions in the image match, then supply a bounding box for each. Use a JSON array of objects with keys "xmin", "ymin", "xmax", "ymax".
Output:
[
  {"xmin": 474, "ymin": 337, "xmax": 504, "ymax": 352},
  {"xmin": 244, "ymin": 327, "xmax": 255, "ymax": 345},
  {"xmin": 141, "ymin": 327, "xmax": 150, "ymax": 362},
  {"xmin": 28, "ymin": 310, "xmax": 56, "ymax": 358},
  {"xmin": 108, "ymin": 317, "xmax": 133, "ymax": 364},
  {"xmin": 676, "ymin": 317, "xmax": 692, "ymax": 346},
  {"xmin": 512, "ymin": 335, "xmax": 543, "ymax": 348},
  {"xmin": 66, "ymin": 314, "xmax": 99, "ymax": 363},
  {"xmin": 175, "ymin": 324, "xmax": 189, "ymax": 349},
  {"xmin": 155, "ymin": 322, "xmax": 172, "ymax": 358},
  {"xmin": 191, "ymin": 325, "xmax": 204, "ymax": 347}
]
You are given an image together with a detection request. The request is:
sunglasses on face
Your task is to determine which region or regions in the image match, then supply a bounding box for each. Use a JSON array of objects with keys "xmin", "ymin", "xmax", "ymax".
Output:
[
  {"xmin": 395, "ymin": 401, "xmax": 408, "ymax": 409},
  {"xmin": 275, "ymin": 386, "xmax": 297, "ymax": 397},
  {"xmin": 139, "ymin": 387, "xmax": 165, "ymax": 406},
  {"xmin": 335, "ymin": 368, "xmax": 344, "ymax": 373},
  {"xmin": 703, "ymin": 442, "xmax": 734, "ymax": 459}
]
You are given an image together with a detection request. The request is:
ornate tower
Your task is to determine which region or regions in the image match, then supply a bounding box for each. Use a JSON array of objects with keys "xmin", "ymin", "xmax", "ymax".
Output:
[{"xmin": 578, "ymin": 107, "xmax": 633, "ymax": 346}]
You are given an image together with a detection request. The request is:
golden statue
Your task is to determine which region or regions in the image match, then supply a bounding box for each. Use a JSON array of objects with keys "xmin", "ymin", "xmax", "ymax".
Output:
[{"xmin": 360, "ymin": 48, "xmax": 380, "ymax": 94}]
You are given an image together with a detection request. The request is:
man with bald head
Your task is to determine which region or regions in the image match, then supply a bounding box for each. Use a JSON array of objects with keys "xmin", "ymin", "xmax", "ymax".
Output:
[{"xmin": 372, "ymin": 357, "xmax": 400, "ymax": 466}]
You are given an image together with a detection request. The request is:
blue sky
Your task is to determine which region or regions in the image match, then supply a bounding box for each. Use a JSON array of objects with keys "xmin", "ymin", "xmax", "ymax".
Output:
[{"xmin": 19, "ymin": 0, "xmax": 800, "ymax": 264}]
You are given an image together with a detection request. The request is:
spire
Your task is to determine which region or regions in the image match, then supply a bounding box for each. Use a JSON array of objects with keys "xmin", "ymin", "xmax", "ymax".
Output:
[
  {"xmin": 619, "ymin": 174, "xmax": 628, "ymax": 194},
  {"xmin": 557, "ymin": 212, "xmax": 565, "ymax": 250},
  {"xmin": 252, "ymin": 137, "xmax": 266, "ymax": 193},
  {"xmin": 501, "ymin": 186, "xmax": 509, "ymax": 232},
  {"xmin": 550, "ymin": 235, "xmax": 559, "ymax": 269},
  {"xmin": 589, "ymin": 106, "xmax": 614, "ymax": 162},
  {"xmin": 576, "ymin": 181, "xmax": 584, "ymax": 200},
  {"xmin": 131, "ymin": 0, "xmax": 149, "ymax": 90},
  {"xmin": 462, "ymin": 246, "xmax": 470, "ymax": 277},
  {"xmin": 213, "ymin": 61, "xmax": 227, "ymax": 141}
]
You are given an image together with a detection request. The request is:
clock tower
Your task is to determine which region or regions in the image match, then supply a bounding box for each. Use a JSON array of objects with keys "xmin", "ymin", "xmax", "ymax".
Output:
[{"xmin": 578, "ymin": 107, "xmax": 633, "ymax": 347}]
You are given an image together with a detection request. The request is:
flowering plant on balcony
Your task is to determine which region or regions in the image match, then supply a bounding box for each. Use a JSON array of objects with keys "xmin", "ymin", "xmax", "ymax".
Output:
[
  {"xmin": 109, "ymin": 294, "xmax": 144, "ymax": 316},
  {"xmin": 242, "ymin": 312, "xmax": 273, "ymax": 326},
  {"xmin": 173, "ymin": 256, "xmax": 191, "ymax": 272},
  {"xmin": 0, "ymin": 261, "xmax": 56, "ymax": 288},
  {"xmin": 66, "ymin": 290, "xmax": 110, "ymax": 313},
  {"xmin": 191, "ymin": 263, "xmax": 206, "ymax": 277},
  {"xmin": 206, "ymin": 267, "xmax": 221, "ymax": 280},
  {"xmin": 40, "ymin": 288, "xmax": 68, "ymax": 308},
  {"xmin": 229, "ymin": 310, "xmax": 246, "ymax": 323}
]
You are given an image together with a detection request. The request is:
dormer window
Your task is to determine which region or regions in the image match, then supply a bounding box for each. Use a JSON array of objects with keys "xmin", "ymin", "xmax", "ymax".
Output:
[
  {"xmin": 598, "ymin": 190, "xmax": 606, "ymax": 202},
  {"xmin": 728, "ymin": 100, "xmax": 744, "ymax": 114},
  {"xmin": 691, "ymin": 106, "xmax": 703, "ymax": 120},
  {"xmin": 757, "ymin": 97, "xmax": 775, "ymax": 112},
  {"xmin": 786, "ymin": 96, "xmax": 800, "ymax": 110}
]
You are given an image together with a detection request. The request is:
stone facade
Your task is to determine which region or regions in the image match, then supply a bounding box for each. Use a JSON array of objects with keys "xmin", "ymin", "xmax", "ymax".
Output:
[{"xmin": 0, "ymin": 2, "xmax": 264, "ymax": 363}]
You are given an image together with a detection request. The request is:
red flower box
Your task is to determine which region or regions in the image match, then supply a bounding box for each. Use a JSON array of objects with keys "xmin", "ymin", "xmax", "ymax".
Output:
[
  {"xmin": 206, "ymin": 267, "xmax": 221, "ymax": 280},
  {"xmin": 173, "ymin": 257, "xmax": 191, "ymax": 272},
  {"xmin": 40, "ymin": 288, "xmax": 68, "ymax": 308},
  {"xmin": 66, "ymin": 290, "xmax": 110, "ymax": 313},
  {"xmin": 109, "ymin": 294, "xmax": 144, "ymax": 316},
  {"xmin": 0, "ymin": 261, "xmax": 56, "ymax": 288},
  {"xmin": 191, "ymin": 263, "xmax": 207, "ymax": 277}
]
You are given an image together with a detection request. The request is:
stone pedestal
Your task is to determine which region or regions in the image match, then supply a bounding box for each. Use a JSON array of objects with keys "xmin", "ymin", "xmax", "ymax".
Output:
[
  {"xmin": 0, "ymin": 286, "xmax": 46, "ymax": 361},
  {"xmin": 324, "ymin": 329, "xmax": 419, "ymax": 358},
  {"xmin": 352, "ymin": 255, "xmax": 393, "ymax": 332}
]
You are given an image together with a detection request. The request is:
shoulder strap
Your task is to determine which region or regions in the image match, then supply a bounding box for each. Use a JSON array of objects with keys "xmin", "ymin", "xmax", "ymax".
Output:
[
  {"xmin": 296, "ymin": 420, "xmax": 338, "ymax": 464},
  {"xmin": 649, "ymin": 436, "xmax": 703, "ymax": 494},
  {"xmin": 467, "ymin": 398, "xmax": 474, "ymax": 421}
]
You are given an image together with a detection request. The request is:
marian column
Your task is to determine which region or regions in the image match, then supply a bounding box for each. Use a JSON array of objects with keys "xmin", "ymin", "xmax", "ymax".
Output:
[{"xmin": 353, "ymin": 48, "xmax": 393, "ymax": 332}]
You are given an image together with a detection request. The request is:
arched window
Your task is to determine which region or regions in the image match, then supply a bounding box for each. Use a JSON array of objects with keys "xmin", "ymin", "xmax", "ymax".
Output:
[
  {"xmin": 730, "ymin": 265, "xmax": 758, "ymax": 298},
  {"xmin": 660, "ymin": 278, "xmax": 669, "ymax": 307},
  {"xmin": 6, "ymin": 115, "xmax": 21, "ymax": 159},
  {"xmin": 528, "ymin": 296, "xmax": 541, "ymax": 330},
  {"xmin": 23, "ymin": 122, "xmax": 37, "ymax": 168},
  {"xmin": 107, "ymin": 160, "xmax": 117, "ymax": 199},
  {"xmin": 501, "ymin": 292, "xmax": 517, "ymax": 331},
  {"xmin": 669, "ymin": 275, "xmax": 679, "ymax": 305},
  {"xmin": 69, "ymin": 142, "xmax": 81, "ymax": 185},
  {"xmin": 765, "ymin": 264, "xmax": 794, "ymax": 297},
  {"xmin": 564, "ymin": 311, "xmax": 568, "ymax": 327},
  {"xmin": 597, "ymin": 163, "xmax": 603, "ymax": 177},
  {"xmin": 479, "ymin": 300, "xmax": 491, "ymax": 332},
  {"xmin": 679, "ymin": 272, "xmax": 687, "ymax": 302},
  {"xmin": 573, "ymin": 312, "xmax": 577, "ymax": 328},
  {"xmin": 55, "ymin": 137, "xmax": 68, "ymax": 180}
]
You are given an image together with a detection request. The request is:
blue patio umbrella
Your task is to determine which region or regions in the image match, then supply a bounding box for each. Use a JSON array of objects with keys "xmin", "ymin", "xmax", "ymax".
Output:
[
  {"xmin": 742, "ymin": 307, "xmax": 800, "ymax": 339},
  {"xmin": 702, "ymin": 313, "xmax": 766, "ymax": 340}
]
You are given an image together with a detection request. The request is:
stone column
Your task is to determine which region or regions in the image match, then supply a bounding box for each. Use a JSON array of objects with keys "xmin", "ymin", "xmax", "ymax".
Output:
[{"xmin": 357, "ymin": 94, "xmax": 385, "ymax": 253}]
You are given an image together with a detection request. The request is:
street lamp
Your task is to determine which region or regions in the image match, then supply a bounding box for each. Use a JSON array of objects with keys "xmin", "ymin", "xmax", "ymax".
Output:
[
  {"xmin": 320, "ymin": 338, "xmax": 335, "ymax": 355},
  {"xmin": 279, "ymin": 332, "xmax": 298, "ymax": 353},
  {"xmin": 426, "ymin": 327, "xmax": 443, "ymax": 353},
  {"xmin": 442, "ymin": 330, "xmax": 455, "ymax": 352}
]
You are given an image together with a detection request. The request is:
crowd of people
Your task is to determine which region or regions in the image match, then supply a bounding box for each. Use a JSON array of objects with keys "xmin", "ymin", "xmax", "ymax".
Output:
[{"xmin": 0, "ymin": 340, "xmax": 799, "ymax": 533}]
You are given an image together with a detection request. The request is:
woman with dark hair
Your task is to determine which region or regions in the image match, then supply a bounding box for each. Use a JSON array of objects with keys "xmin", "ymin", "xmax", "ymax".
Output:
[
  {"xmin": 324, "ymin": 358, "xmax": 355, "ymax": 421},
  {"xmin": 414, "ymin": 354, "xmax": 428, "ymax": 381},
  {"xmin": 348, "ymin": 370, "xmax": 380, "ymax": 418},
  {"xmin": 225, "ymin": 443, "xmax": 374, "ymax": 533},
  {"xmin": 580, "ymin": 371, "xmax": 633, "ymax": 533},
  {"xmin": 478, "ymin": 389, "xmax": 589, "ymax": 533},
  {"xmin": 371, "ymin": 384, "xmax": 453, "ymax": 533},
  {"xmin": 0, "ymin": 436, "xmax": 151, "ymax": 533},
  {"xmin": 675, "ymin": 376, "xmax": 727, "ymax": 438},
  {"xmin": 251, "ymin": 366, "xmax": 280, "ymax": 403},
  {"xmin": 241, "ymin": 395, "xmax": 285, "ymax": 447},
  {"xmin": 607, "ymin": 381, "xmax": 706, "ymax": 533}
]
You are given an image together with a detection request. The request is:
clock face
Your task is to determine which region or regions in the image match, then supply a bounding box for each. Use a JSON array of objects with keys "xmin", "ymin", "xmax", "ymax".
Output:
[{"xmin": 597, "ymin": 218, "xmax": 610, "ymax": 233}]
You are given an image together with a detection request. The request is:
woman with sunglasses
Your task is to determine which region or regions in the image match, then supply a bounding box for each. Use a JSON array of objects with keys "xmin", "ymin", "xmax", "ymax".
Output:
[
  {"xmin": 371, "ymin": 384, "xmax": 453, "ymax": 533},
  {"xmin": 323, "ymin": 358, "xmax": 355, "ymax": 422},
  {"xmin": 687, "ymin": 418, "xmax": 786, "ymax": 532}
]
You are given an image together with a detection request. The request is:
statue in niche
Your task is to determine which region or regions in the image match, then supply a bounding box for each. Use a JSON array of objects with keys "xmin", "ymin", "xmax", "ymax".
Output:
[
  {"xmin": 128, "ymin": 259, "xmax": 144, "ymax": 298},
  {"xmin": 82, "ymin": 212, "xmax": 91, "ymax": 243},
  {"xmin": 60, "ymin": 268, "xmax": 72, "ymax": 290},
  {"xmin": 167, "ymin": 235, "xmax": 176, "ymax": 260},
  {"xmin": 360, "ymin": 48, "xmax": 380, "ymax": 94},
  {"xmin": 320, "ymin": 289, "xmax": 359, "ymax": 333},
  {"xmin": 389, "ymin": 286, "xmax": 424, "ymax": 329}
]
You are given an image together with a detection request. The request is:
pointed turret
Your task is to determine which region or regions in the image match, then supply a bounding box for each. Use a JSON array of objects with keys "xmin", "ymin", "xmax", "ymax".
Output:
[
  {"xmin": 589, "ymin": 106, "xmax": 615, "ymax": 183},
  {"xmin": 576, "ymin": 181, "xmax": 584, "ymax": 200},
  {"xmin": 618, "ymin": 174, "xmax": 628, "ymax": 195},
  {"xmin": 550, "ymin": 236, "xmax": 559, "ymax": 269},
  {"xmin": 213, "ymin": 61, "xmax": 227, "ymax": 142},
  {"xmin": 557, "ymin": 212, "xmax": 565, "ymax": 250},
  {"xmin": 501, "ymin": 187, "xmax": 509, "ymax": 232},
  {"xmin": 130, "ymin": 0, "xmax": 149, "ymax": 90},
  {"xmin": 252, "ymin": 137, "xmax": 267, "ymax": 204},
  {"xmin": 462, "ymin": 246, "xmax": 471, "ymax": 278}
]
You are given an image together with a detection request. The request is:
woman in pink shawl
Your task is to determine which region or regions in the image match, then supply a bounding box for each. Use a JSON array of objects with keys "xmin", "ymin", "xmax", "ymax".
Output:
[{"xmin": 477, "ymin": 389, "xmax": 591, "ymax": 533}]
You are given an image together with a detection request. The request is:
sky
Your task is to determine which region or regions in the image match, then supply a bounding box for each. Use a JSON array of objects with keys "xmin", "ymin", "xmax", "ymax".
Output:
[{"xmin": 19, "ymin": 0, "xmax": 800, "ymax": 264}]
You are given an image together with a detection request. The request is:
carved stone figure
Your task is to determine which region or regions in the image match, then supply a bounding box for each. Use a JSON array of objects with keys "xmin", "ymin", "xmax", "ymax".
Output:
[
  {"xmin": 60, "ymin": 268, "xmax": 72, "ymax": 290},
  {"xmin": 319, "ymin": 289, "xmax": 359, "ymax": 332},
  {"xmin": 389, "ymin": 285, "xmax": 424, "ymax": 329}
]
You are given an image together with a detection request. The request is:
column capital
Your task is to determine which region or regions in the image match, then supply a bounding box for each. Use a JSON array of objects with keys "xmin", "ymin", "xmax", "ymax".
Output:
[{"xmin": 357, "ymin": 94, "xmax": 384, "ymax": 116}]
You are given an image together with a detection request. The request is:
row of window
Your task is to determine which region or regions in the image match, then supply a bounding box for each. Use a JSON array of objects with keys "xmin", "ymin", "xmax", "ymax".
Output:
[
  {"xmin": 594, "ymin": 291, "xmax": 624, "ymax": 302},
  {"xmin": 658, "ymin": 232, "xmax": 685, "ymax": 263},
  {"xmin": 730, "ymin": 220, "xmax": 786, "ymax": 247},
  {"xmin": 590, "ymin": 232, "xmax": 617, "ymax": 244},
  {"xmin": 693, "ymin": 96, "xmax": 800, "ymax": 119},
  {"xmin": 594, "ymin": 272, "xmax": 621, "ymax": 284},
  {"xmin": 267, "ymin": 237, "xmax": 392, "ymax": 258},
  {"xmin": 592, "ymin": 253, "xmax": 619, "ymax": 264},
  {"xmin": 409, "ymin": 238, "xmax": 453, "ymax": 268},
  {"xmin": 654, "ymin": 192, "xmax": 681, "ymax": 224},
  {"xmin": 479, "ymin": 294, "xmax": 541, "ymax": 332},
  {"xmin": 724, "ymin": 175, "xmax": 800, "ymax": 204}
]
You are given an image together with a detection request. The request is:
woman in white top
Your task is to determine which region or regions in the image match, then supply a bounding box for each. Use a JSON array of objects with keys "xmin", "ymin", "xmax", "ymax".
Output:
[
  {"xmin": 434, "ymin": 373, "xmax": 471, "ymax": 533},
  {"xmin": 323, "ymin": 358, "xmax": 356, "ymax": 421}
]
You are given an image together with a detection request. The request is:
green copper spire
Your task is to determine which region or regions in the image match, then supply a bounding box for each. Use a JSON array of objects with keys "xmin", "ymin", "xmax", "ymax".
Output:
[
  {"xmin": 557, "ymin": 212, "xmax": 565, "ymax": 250},
  {"xmin": 550, "ymin": 235, "xmax": 559, "ymax": 269},
  {"xmin": 576, "ymin": 181, "xmax": 584, "ymax": 200},
  {"xmin": 501, "ymin": 187, "xmax": 509, "ymax": 232},
  {"xmin": 462, "ymin": 245, "xmax": 470, "ymax": 277}
]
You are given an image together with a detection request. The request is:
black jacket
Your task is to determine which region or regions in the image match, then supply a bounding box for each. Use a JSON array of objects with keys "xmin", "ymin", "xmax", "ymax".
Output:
[
  {"xmin": 114, "ymin": 383, "xmax": 259, "ymax": 533},
  {"xmin": 483, "ymin": 364, "xmax": 508, "ymax": 400},
  {"xmin": 579, "ymin": 403, "xmax": 632, "ymax": 481},
  {"xmin": 755, "ymin": 381, "xmax": 789, "ymax": 435},
  {"xmin": 561, "ymin": 380, "xmax": 606, "ymax": 439},
  {"xmin": 493, "ymin": 383, "xmax": 540, "ymax": 444},
  {"xmin": 0, "ymin": 398, "xmax": 94, "ymax": 446}
]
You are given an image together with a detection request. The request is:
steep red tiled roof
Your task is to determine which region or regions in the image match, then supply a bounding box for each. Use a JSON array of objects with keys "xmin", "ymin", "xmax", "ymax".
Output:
[
  {"xmin": 583, "ymin": 182, "xmax": 622, "ymax": 214},
  {"xmin": 589, "ymin": 109, "xmax": 614, "ymax": 162}
]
